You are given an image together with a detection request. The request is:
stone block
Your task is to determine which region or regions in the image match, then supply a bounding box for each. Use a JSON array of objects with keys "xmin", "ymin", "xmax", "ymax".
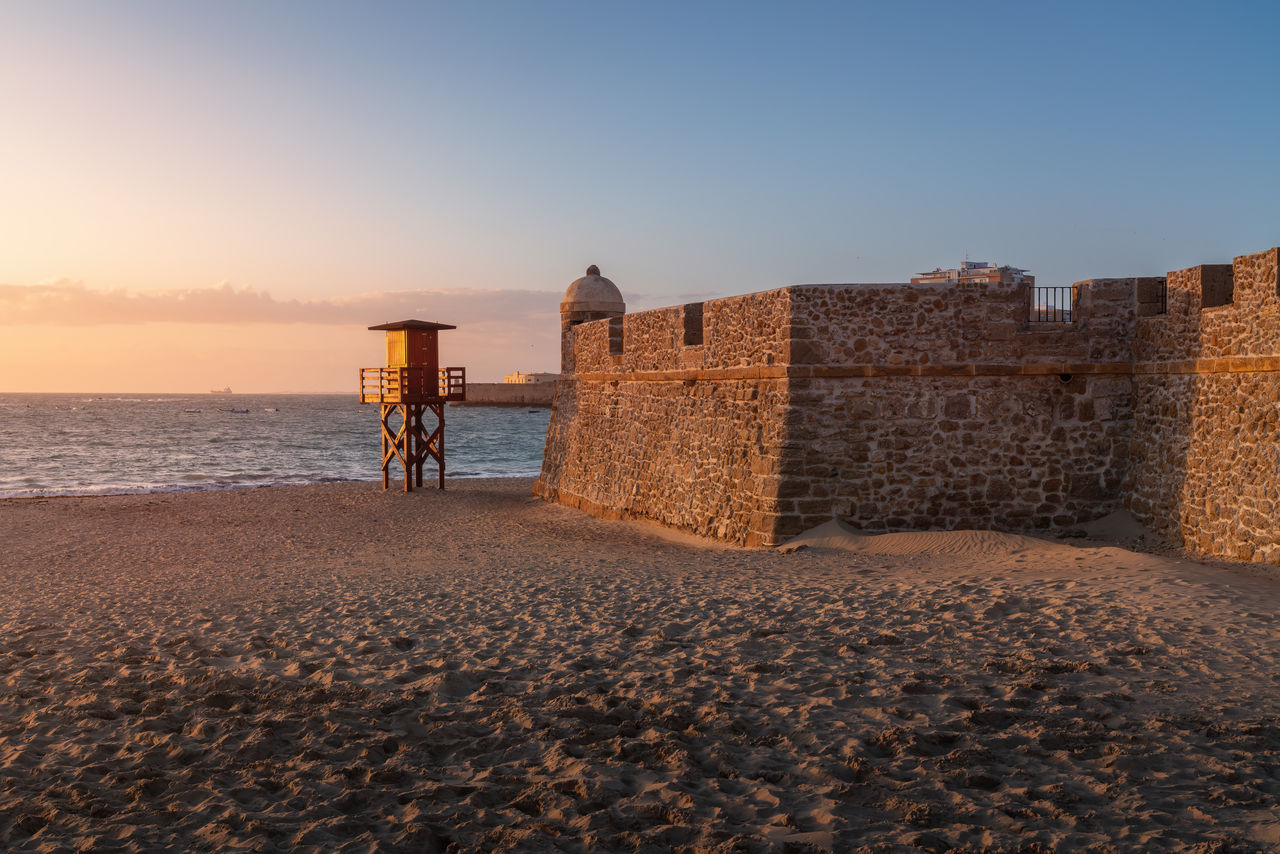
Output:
[
  {"xmin": 749, "ymin": 455, "xmax": 780, "ymax": 476},
  {"xmin": 1135, "ymin": 277, "xmax": 1166, "ymax": 304},
  {"xmin": 986, "ymin": 480, "xmax": 1015, "ymax": 501},
  {"xmin": 942, "ymin": 394, "xmax": 973, "ymax": 419},
  {"xmin": 786, "ymin": 339, "xmax": 824, "ymax": 364},
  {"xmin": 1067, "ymin": 473, "xmax": 1113, "ymax": 502},
  {"xmin": 757, "ymin": 476, "xmax": 812, "ymax": 500}
]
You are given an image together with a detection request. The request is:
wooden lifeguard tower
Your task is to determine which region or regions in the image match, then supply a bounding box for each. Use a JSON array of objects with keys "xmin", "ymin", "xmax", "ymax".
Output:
[{"xmin": 359, "ymin": 320, "xmax": 466, "ymax": 491}]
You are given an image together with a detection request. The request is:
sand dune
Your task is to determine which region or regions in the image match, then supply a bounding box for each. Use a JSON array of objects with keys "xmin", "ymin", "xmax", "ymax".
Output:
[
  {"xmin": 781, "ymin": 518, "xmax": 1082, "ymax": 557},
  {"xmin": 2, "ymin": 479, "xmax": 1279, "ymax": 851}
]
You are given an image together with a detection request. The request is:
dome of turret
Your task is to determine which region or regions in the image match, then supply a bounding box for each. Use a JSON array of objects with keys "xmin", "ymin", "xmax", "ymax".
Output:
[{"xmin": 561, "ymin": 265, "xmax": 625, "ymax": 315}]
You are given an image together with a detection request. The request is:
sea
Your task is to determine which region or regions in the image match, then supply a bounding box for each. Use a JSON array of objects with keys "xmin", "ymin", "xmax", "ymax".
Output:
[{"xmin": 0, "ymin": 394, "xmax": 551, "ymax": 498}]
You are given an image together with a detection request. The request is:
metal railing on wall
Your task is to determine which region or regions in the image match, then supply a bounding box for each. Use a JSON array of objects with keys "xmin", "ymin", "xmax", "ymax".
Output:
[{"xmin": 1029, "ymin": 285, "xmax": 1078, "ymax": 323}]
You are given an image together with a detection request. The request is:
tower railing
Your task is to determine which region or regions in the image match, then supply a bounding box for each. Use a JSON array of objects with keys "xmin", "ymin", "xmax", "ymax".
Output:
[
  {"xmin": 359, "ymin": 366, "xmax": 467, "ymax": 403},
  {"xmin": 441, "ymin": 366, "xmax": 466, "ymax": 400}
]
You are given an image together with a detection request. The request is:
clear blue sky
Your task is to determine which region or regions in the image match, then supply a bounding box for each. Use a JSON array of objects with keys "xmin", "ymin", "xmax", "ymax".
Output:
[{"xmin": 1, "ymin": 0, "xmax": 1277, "ymax": 389}]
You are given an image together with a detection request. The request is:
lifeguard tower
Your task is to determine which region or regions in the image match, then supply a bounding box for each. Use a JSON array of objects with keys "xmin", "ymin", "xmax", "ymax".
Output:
[{"xmin": 359, "ymin": 320, "xmax": 466, "ymax": 491}]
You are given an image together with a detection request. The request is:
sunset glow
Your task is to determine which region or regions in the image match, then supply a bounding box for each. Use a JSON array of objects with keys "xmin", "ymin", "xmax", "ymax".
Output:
[{"xmin": 2, "ymin": 1, "xmax": 1277, "ymax": 391}]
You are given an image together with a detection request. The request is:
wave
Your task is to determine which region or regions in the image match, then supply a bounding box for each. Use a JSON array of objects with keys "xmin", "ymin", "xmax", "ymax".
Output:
[
  {"xmin": 0, "ymin": 471, "xmax": 536, "ymax": 499},
  {"xmin": 0, "ymin": 475, "xmax": 365, "ymax": 499},
  {"xmin": 0, "ymin": 394, "xmax": 549, "ymax": 496}
]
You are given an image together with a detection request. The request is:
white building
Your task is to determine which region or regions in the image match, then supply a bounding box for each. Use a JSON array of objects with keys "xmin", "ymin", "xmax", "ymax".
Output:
[
  {"xmin": 503, "ymin": 371, "xmax": 558, "ymax": 384},
  {"xmin": 911, "ymin": 261, "xmax": 1033, "ymax": 286}
]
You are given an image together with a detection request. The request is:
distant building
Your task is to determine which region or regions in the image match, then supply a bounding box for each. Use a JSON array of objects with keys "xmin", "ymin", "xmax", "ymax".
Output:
[
  {"xmin": 504, "ymin": 371, "xmax": 558, "ymax": 384},
  {"xmin": 911, "ymin": 261, "xmax": 1034, "ymax": 286}
]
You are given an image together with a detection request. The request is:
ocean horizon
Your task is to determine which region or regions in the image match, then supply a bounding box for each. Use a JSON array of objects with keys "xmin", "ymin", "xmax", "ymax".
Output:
[{"xmin": 0, "ymin": 393, "xmax": 550, "ymax": 498}]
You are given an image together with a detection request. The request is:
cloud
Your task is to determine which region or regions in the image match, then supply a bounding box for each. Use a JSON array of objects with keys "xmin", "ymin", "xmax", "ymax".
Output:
[{"xmin": 0, "ymin": 280, "xmax": 564, "ymax": 326}]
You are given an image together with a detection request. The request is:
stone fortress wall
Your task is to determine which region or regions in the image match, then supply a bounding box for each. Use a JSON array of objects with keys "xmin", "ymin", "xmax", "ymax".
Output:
[
  {"xmin": 1127, "ymin": 248, "xmax": 1280, "ymax": 563},
  {"xmin": 536, "ymin": 291, "xmax": 792, "ymax": 544},
  {"xmin": 535, "ymin": 247, "xmax": 1280, "ymax": 562}
]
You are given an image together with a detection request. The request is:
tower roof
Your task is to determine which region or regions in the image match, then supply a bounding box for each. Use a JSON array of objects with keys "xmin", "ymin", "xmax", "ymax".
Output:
[
  {"xmin": 561, "ymin": 265, "xmax": 625, "ymax": 314},
  {"xmin": 368, "ymin": 319, "xmax": 457, "ymax": 331}
]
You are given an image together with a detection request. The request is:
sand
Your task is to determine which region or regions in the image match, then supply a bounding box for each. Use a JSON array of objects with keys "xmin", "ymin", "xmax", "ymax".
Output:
[{"xmin": 2, "ymin": 479, "xmax": 1279, "ymax": 852}]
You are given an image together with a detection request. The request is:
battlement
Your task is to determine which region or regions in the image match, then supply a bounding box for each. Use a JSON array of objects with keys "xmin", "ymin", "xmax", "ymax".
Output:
[
  {"xmin": 1137, "ymin": 248, "xmax": 1280, "ymax": 363},
  {"xmin": 566, "ymin": 275, "xmax": 1145, "ymax": 379}
]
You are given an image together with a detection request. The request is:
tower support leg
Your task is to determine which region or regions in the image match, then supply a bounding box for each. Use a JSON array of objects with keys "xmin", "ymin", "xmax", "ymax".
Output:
[
  {"xmin": 379, "ymin": 403, "xmax": 411, "ymax": 492},
  {"xmin": 404, "ymin": 405, "xmax": 414, "ymax": 493},
  {"xmin": 380, "ymin": 411, "xmax": 389, "ymax": 490},
  {"xmin": 378, "ymin": 401, "xmax": 446, "ymax": 492},
  {"xmin": 435, "ymin": 403, "xmax": 445, "ymax": 489},
  {"xmin": 412, "ymin": 405, "xmax": 425, "ymax": 488},
  {"xmin": 417, "ymin": 402, "xmax": 446, "ymax": 490}
]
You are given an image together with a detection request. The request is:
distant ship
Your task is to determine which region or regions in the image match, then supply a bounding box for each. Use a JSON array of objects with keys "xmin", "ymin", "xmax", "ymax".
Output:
[{"xmin": 211, "ymin": 386, "xmax": 232, "ymax": 394}]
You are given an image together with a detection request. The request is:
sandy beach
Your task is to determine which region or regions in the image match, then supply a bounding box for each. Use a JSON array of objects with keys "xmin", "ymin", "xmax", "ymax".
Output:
[{"xmin": 2, "ymin": 479, "xmax": 1279, "ymax": 852}]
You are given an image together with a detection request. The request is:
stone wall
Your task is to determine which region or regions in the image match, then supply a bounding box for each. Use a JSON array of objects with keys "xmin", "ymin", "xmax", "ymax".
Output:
[
  {"xmin": 456, "ymin": 382, "xmax": 555, "ymax": 407},
  {"xmin": 784, "ymin": 277, "xmax": 1143, "ymax": 367},
  {"xmin": 537, "ymin": 278, "xmax": 1144, "ymax": 546},
  {"xmin": 761, "ymin": 278, "xmax": 1142, "ymax": 541},
  {"xmin": 778, "ymin": 373, "xmax": 1134, "ymax": 541},
  {"xmin": 566, "ymin": 289, "xmax": 794, "ymax": 375},
  {"xmin": 1127, "ymin": 248, "xmax": 1280, "ymax": 563},
  {"xmin": 535, "ymin": 292, "xmax": 792, "ymax": 546},
  {"xmin": 537, "ymin": 247, "xmax": 1280, "ymax": 562}
]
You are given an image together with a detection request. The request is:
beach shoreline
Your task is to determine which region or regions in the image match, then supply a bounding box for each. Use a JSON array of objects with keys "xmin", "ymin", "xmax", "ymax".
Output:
[{"xmin": 2, "ymin": 479, "xmax": 1278, "ymax": 851}]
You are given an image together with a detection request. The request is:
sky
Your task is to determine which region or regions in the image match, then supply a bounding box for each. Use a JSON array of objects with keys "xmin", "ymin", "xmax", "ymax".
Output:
[{"xmin": 2, "ymin": 0, "xmax": 1277, "ymax": 392}]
